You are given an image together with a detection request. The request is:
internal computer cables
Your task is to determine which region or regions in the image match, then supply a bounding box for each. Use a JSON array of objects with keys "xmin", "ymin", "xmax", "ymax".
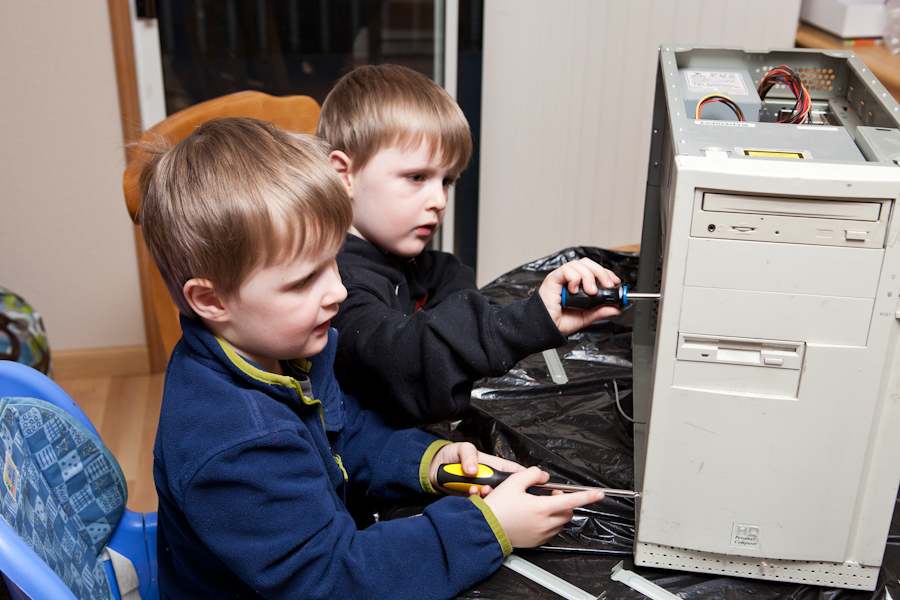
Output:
[
  {"xmin": 757, "ymin": 64, "xmax": 812, "ymax": 124},
  {"xmin": 694, "ymin": 94, "xmax": 745, "ymax": 121}
]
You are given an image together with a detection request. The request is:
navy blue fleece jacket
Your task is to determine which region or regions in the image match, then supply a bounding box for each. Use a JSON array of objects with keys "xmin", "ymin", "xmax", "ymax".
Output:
[{"xmin": 153, "ymin": 316, "xmax": 510, "ymax": 599}]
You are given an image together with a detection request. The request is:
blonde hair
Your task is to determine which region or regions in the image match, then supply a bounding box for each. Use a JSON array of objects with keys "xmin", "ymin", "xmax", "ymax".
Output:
[
  {"xmin": 317, "ymin": 64, "xmax": 472, "ymax": 175},
  {"xmin": 138, "ymin": 117, "xmax": 352, "ymax": 316}
]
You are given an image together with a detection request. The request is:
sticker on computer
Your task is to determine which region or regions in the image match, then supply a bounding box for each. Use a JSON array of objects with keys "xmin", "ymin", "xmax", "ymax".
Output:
[
  {"xmin": 731, "ymin": 523, "xmax": 761, "ymax": 548},
  {"xmin": 695, "ymin": 121, "xmax": 756, "ymax": 127},
  {"xmin": 684, "ymin": 70, "xmax": 749, "ymax": 95},
  {"xmin": 739, "ymin": 148, "xmax": 810, "ymax": 159}
]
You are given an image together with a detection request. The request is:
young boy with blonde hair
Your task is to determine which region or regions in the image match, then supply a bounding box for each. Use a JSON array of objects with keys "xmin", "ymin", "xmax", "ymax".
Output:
[
  {"xmin": 319, "ymin": 64, "xmax": 623, "ymax": 424},
  {"xmin": 139, "ymin": 117, "xmax": 604, "ymax": 599}
]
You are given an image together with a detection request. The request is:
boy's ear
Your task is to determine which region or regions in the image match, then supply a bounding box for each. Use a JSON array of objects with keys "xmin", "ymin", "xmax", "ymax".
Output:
[
  {"xmin": 183, "ymin": 278, "xmax": 230, "ymax": 323},
  {"xmin": 329, "ymin": 150, "xmax": 354, "ymax": 197}
]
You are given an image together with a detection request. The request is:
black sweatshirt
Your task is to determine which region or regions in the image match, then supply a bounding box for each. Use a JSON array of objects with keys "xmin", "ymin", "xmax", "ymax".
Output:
[{"xmin": 333, "ymin": 234, "xmax": 566, "ymax": 424}]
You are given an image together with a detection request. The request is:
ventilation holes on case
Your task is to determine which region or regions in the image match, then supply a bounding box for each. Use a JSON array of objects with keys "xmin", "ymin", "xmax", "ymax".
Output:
[{"xmin": 639, "ymin": 543, "xmax": 873, "ymax": 588}]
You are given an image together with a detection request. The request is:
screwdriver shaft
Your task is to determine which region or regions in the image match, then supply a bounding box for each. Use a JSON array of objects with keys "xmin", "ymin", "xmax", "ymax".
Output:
[
  {"xmin": 536, "ymin": 482, "xmax": 640, "ymax": 498},
  {"xmin": 624, "ymin": 292, "xmax": 660, "ymax": 300}
]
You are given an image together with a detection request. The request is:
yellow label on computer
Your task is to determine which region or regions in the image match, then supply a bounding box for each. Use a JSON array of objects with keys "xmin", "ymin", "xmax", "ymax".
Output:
[{"xmin": 741, "ymin": 149, "xmax": 808, "ymax": 159}]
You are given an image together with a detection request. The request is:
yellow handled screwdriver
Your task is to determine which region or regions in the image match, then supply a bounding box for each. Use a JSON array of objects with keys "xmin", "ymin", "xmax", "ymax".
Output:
[{"xmin": 436, "ymin": 463, "xmax": 640, "ymax": 498}]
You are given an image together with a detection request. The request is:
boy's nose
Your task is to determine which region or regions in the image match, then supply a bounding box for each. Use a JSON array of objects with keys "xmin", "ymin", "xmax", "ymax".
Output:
[
  {"xmin": 426, "ymin": 185, "xmax": 448, "ymax": 211},
  {"xmin": 325, "ymin": 264, "xmax": 348, "ymax": 305},
  {"xmin": 332, "ymin": 280, "xmax": 348, "ymax": 305}
]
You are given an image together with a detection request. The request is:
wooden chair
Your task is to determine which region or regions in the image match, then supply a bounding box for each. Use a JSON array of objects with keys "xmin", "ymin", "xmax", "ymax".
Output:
[{"xmin": 123, "ymin": 91, "xmax": 321, "ymax": 371}]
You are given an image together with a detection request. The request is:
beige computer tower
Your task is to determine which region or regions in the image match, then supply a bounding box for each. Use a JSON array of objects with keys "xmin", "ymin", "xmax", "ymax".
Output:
[{"xmin": 631, "ymin": 45, "xmax": 900, "ymax": 591}]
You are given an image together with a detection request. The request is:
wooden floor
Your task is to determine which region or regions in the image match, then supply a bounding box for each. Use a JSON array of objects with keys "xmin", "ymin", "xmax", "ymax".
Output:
[{"xmin": 55, "ymin": 373, "xmax": 164, "ymax": 514}]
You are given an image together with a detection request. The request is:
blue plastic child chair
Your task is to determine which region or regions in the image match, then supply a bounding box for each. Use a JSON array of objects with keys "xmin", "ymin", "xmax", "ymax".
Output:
[{"xmin": 0, "ymin": 360, "xmax": 158, "ymax": 600}]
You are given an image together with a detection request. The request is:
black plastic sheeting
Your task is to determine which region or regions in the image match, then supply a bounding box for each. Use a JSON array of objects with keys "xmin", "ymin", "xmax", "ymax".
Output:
[{"xmin": 411, "ymin": 247, "xmax": 900, "ymax": 600}]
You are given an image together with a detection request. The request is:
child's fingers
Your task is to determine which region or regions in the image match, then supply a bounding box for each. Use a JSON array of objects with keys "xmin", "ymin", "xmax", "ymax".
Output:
[
  {"xmin": 505, "ymin": 466, "xmax": 550, "ymax": 491},
  {"xmin": 543, "ymin": 489, "xmax": 606, "ymax": 514},
  {"xmin": 529, "ymin": 489, "xmax": 606, "ymax": 544},
  {"xmin": 562, "ymin": 260, "xmax": 599, "ymax": 293},
  {"xmin": 561, "ymin": 259, "xmax": 618, "ymax": 293},
  {"xmin": 576, "ymin": 258, "xmax": 620, "ymax": 289},
  {"xmin": 453, "ymin": 443, "xmax": 481, "ymax": 476},
  {"xmin": 479, "ymin": 454, "xmax": 525, "ymax": 475},
  {"xmin": 583, "ymin": 306, "xmax": 623, "ymax": 324}
]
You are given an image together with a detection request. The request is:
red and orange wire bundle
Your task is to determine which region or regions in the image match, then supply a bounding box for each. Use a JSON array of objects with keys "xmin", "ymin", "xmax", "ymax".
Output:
[
  {"xmin": 757, "ymin": 65, "xmax": 811, "ymax": 124},
  {"xmin": 695, "ymin": 94, "xmax": 744, "ymax": 121}
]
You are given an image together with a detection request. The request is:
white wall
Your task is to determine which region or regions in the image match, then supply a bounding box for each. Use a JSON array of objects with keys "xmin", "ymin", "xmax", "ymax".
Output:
[
  {"xmin": 0, "ymin": 1, "xmax": 804, "ymax": 349},
  {"xmin": 477, "ymin": 0, "xmax": 802, "ymax": 286},
  {"xmin": 0, "ymin": 3, "xmax": 145, "ymax": 350}
]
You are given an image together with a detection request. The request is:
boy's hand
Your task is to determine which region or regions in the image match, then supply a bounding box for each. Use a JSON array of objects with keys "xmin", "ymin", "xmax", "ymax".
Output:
[
  {"xmin": 483, "ymin": 467, "xmax": 605, "ymax": 548},
  {"xmin": 430, "ymin": 443, "xmax": 524, "ymax": 497},
  {"xmin": 538, "ymin": 258, "xmax": 622, "ymax": 336}
]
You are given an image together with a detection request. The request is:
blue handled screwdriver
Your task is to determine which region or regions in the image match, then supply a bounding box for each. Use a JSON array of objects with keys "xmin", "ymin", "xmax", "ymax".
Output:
[{"xmin": 561, "ymin": 284, "xmax": 659, "ymax": 310}]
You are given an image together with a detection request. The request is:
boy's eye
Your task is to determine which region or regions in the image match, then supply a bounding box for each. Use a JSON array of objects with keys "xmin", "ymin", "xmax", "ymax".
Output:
[
  {"xmin": 407, "ymin": 174, "xmax": 425, "ymax": 183},
  {"xmin": 443, "ymin": 177, "xmax": 459, "ymax": 188},
  {"xmin": 293, "ymin": 272, "xmax": 315, "ymax": 290}
]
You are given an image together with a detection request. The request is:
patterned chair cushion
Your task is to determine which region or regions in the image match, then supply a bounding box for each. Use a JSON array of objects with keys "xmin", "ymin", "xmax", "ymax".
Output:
[{"xmin": 0, "ymin": 396, "xmax": 127, "ymax": 600}]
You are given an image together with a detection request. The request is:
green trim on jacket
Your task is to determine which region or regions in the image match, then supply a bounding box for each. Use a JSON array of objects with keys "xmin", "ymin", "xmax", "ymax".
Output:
[
  {"xmin": 419, "ymin": 439, "xmax": 453, "ymax": 494},
  {"xmin": 468, "ymin": 496, "xmax": 512, "ymax": 556},
  {"xmin": 216, "ymin": 338, "xmax": 348, "ymax": 481}
]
